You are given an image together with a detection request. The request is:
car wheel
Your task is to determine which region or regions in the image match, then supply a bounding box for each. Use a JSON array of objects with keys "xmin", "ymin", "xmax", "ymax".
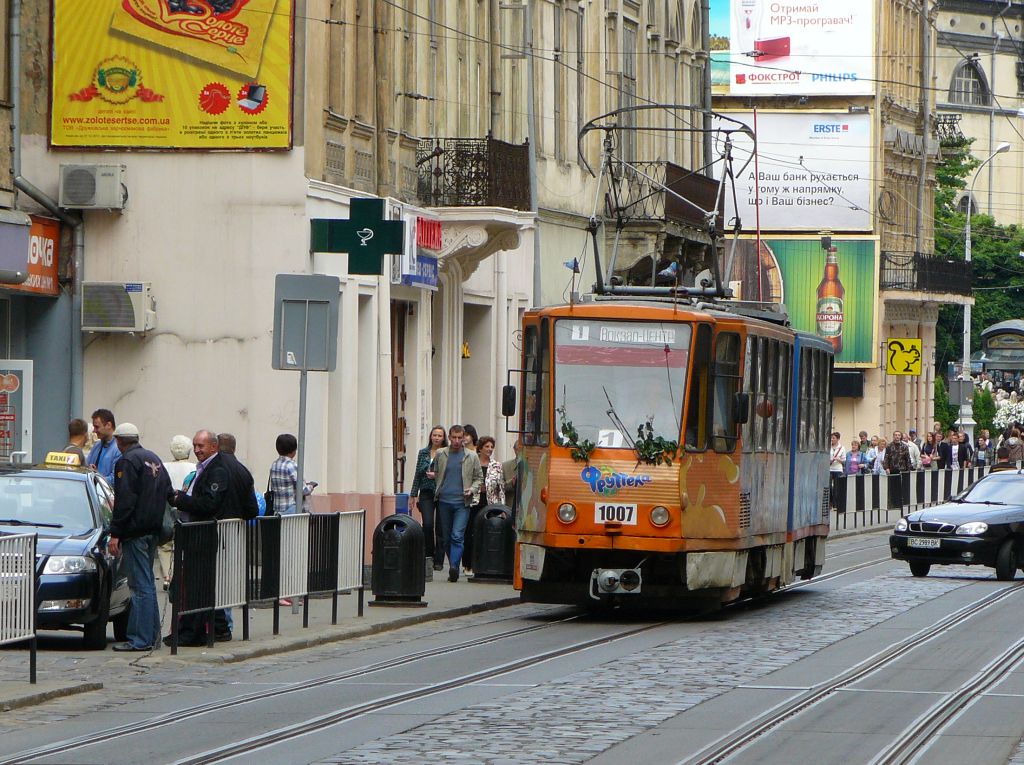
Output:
[
  {"xmin": 995, "ymin": 539, "xmax": 1018, "ymax": 581},
  {"xmin": 112, "ymin": 600, "xmax": 131, "ymax": 643},
  {"xmin": 909, "ymin": 561, "xmax": 930, "ymax": 577},
  {"xmin": 82, "ymin": 593, "xmax": 110, "ymax": 650}
]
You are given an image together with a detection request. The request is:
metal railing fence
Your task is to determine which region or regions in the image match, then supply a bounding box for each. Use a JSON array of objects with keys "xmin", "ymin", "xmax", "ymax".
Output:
[
  {"xmin": 0, "ymin": 532, "xmax": 37, "ymax": 682},
  {"xmin": 170, "ymin": 511, "xmax": 366, "ymax": 651}
]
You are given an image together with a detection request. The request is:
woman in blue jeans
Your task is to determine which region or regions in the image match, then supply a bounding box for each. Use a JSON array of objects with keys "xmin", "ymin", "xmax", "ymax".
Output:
[{"xmin": 410, "ymin": 426, "xmax": 447, "ymax": 570}]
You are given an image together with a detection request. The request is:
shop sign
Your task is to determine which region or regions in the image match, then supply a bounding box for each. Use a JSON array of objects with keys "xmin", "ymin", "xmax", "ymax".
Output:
[
  {"xmin": 9, "ymin": 217, "xmax": 60, "ymax": 297},
  {"xmin": 393, "ymin": 212, "xmax": 440, "ymax": 290}
]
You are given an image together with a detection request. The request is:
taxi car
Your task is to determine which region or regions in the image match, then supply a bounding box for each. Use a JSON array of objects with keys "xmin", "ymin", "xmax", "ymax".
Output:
[
  {"xmin": 0, "ymin": 453, "xmax": 130, "ymax": 649},
  {"xmin": 890, "ymin": 469, "xmax": 1024, "ymax": 580}
]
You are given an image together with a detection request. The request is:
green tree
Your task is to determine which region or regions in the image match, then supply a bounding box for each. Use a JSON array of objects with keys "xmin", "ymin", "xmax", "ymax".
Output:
[
  {"xmin": 934, "ymin": 138, "xmax": 1024, "ymax": 374},
  {"xmin": 972, "ymin": 387, "xmax": 996, "ymax": 436}
]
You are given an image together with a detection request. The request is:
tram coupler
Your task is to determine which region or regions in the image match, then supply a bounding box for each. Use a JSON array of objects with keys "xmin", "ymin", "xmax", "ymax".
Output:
[{"xmin": 589, "ymin": 567, "xmax": 642, "ymax": 599}]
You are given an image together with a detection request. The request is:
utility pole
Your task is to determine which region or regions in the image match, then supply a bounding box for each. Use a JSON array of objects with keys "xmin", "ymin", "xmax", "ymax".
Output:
[{"xmin": 915, "ymin": 0, "xmax": 930, "ymax": 257}]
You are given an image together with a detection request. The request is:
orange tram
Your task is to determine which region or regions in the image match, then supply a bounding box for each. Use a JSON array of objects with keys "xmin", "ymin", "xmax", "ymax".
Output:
[{"xmin": 504, "ymin": 297, "xmax": 835, "ymax": 608}]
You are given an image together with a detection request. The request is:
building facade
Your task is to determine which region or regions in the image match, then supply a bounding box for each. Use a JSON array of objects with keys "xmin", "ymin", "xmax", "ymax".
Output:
[
  {"xmin": 9, "ymin": 0, "xmax": 703, "ymax": 531},
  {"xmin": 710, "ymin": 0, "xmax": 969, "ymax": 441},
  {"xmin": 935, "ymin": 0, "xmax": 1024, "ymax": 223}
]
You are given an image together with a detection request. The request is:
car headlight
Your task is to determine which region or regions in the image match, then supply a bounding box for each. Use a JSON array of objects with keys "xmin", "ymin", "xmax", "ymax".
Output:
[
  {"xmin": 44, "ymin": 555, "xmax": 97, "ymax": 575},
  {"xmin": 895, "ymin": 518, "xmax": 909, "ymax": 532},
  {"xmin": 955, "ymin": 521, "xmax": 988, "ymax": 536},
  {"xmin": 557, "ymin": 503, "xmax": 577, "ymax": 523},
  {"xmin": 650, "ymin": 506, "xmax": 671, "ymax": 527}
]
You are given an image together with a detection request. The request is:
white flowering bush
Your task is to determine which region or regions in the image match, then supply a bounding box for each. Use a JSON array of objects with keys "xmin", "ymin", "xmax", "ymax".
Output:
[{"xmin": 993, "ymin": 400, "xmax": 1024, "ymax": 430}]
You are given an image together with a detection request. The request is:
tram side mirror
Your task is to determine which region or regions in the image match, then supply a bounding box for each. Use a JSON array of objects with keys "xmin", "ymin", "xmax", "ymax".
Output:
[
  {"xmin": 501, "ymin": 385, "xmax": 517, "ymax": 417},
  {"xmin": 733, "ymin": 392, "xmax": 750, "ymax": 424}
]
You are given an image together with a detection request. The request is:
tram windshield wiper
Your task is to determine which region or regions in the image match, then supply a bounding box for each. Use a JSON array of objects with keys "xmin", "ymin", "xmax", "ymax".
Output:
[
  {"xmin": 602, "ymin": 386, "xmax": 640, "ymax": 458},
  {"xmin": 0, "ymin": 518, "xmax": 63, "ymax": 528}
]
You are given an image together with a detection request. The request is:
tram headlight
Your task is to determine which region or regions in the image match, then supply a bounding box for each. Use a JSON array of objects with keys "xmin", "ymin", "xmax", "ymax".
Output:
[
  {"xmin": 557, "ymin": 503, "xmax": 577, "ymax": 523},
  {"xmin": 895, "ymin": 517, "xmax": 909, "ymax": 532},
  {"xmin": 650, "ymin": 506, "xmax": 671, "ymax": 527}
]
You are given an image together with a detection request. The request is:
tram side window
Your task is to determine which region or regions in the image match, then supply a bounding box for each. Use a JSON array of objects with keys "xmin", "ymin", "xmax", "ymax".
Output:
[
  {"xmin": 807, "ymin": 350, "xmax": 819, "ymax": 452},
  {"xmin": 819, "ymin": 350, "xmax": 831, "ymax": 451},
  {"xmin": 742, "ymin": 336, "xmax": 758, "ymax": 453},
  {"xmin": 764, "ymin": 339, "xmax": 779, "ymax": 452},
  {"xmin": 798, "ymin": 350, "xmax": 811, "ymax": 451},
  {"xmin": 685, "ymin": 324, "xmax": 713, "ymax": 451},
  {"xmin": 712, "ymin": 332, "xmax": 742, "ymax": 453},
  {"xmin": 777, "ymin": 343, "xmax": 792, "ymax": 451},
  {"xmin": 520, "ymin": 323, "xmax": 550, "ymax": 446}
]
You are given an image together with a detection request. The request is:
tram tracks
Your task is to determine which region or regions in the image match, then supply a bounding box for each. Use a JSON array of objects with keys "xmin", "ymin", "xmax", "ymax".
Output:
[
  {"xmin": 676, "ymin": 579, "xmax": 1024, "ymax": 765},
  {"xmin": 3, "ymin": 554, "xmax": 892, "ymax": 765}
]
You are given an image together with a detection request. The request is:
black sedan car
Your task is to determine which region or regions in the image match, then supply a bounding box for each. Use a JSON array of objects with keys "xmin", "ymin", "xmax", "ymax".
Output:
[
  {"xmin": 890, "ymin": 470, "xmax": 1024, "ymax": 580},
  {"xmin": 0, "ymin": 458, "xmax": 130, "ymax": 649}
]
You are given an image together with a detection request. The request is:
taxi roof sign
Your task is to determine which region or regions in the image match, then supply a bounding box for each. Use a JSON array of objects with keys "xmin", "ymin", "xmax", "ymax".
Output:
[{"xmin": 45, "ymin": 451, "xmax": 81, "ymax": 467}]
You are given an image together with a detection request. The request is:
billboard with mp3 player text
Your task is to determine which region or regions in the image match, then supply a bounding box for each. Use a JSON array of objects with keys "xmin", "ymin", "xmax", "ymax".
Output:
[
  {"xmin": 710, "ymin": 0, "xmax": 874, "ymax": 96},
  {"xmin": 717, "ymin": 110, "xmax": 873, "ymax": 232},
  {"xmin": 51, "ymin": 0, "xmax": 293, "ymax": 149}
]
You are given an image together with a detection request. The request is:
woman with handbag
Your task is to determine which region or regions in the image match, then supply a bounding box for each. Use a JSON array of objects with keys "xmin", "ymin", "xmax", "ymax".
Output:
[{"xmin": 920, "ymin": 431, "xmax": 936, "ymax": 469}]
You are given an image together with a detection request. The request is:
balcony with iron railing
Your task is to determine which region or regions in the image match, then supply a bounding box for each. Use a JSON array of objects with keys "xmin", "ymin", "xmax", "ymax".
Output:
[
  {"xmin": 879, "ymin": 251, "xmax": 973, "ymax": 296},
  {"xmin": 607, "ymin": 160, "xmax": 723, "ymax": 233},
  {"xmin": 416, "ymin": 135, "xmax": 530, "ymax": 211}
]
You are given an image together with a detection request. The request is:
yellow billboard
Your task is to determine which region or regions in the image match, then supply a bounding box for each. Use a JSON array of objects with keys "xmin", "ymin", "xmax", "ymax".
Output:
[{"xmin": 51, "ymin": 0, "xmax": 292, "ymax": 149}]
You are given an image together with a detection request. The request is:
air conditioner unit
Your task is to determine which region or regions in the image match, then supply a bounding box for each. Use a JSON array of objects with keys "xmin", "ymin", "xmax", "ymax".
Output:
[
  {"xmin": 81, "ymin": 282, "xmax": 155, "ymax": 333},
  {"xmin": 59, "ymin": 164, "xmax": 126, "ymax": 210}
]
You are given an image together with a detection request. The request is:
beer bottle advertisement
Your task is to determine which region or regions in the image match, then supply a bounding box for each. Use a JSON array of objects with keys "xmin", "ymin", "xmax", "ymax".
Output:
[
  {"xmin": 719, "ymin": 238, "xmax": 877, "ymax": 367},
  {"xmin": 815, "ymin": 247, "xmax": 844, "ymax": 353}
]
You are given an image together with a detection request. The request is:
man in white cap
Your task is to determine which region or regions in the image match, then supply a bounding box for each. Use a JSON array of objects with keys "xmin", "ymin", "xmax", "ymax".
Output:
[{"xmin": 108, "ymin": 423, "xmax": 172, "ymax": 652}]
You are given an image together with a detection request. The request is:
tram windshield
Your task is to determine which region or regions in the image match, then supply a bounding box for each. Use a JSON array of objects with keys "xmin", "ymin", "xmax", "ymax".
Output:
[{"xmin": 553, "ymin": 319, "xmax": 690, "ymax": 449}]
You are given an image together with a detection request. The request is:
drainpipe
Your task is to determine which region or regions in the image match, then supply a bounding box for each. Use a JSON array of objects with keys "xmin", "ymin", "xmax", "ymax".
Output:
[
  {"xmin": 10, "ymin": 0, "xmax": 84, "ymax": 420},
  {"xmin": 489, "ymin": 0, "xmax": 500, "ymax": 134}
]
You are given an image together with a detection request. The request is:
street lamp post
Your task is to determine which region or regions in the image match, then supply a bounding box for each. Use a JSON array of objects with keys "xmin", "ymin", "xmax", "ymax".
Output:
[{"xmin": 959, "ymin": 141, "xmax": 1011, "ymax": 440}]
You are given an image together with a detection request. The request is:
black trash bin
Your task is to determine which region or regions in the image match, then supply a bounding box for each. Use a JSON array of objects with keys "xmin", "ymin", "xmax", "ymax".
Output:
[
  {"xmin": 469, "ymin": 504, "xmax": 515, "ymax": 583},
  {"xmin": 370, "ymin": 514, "xmax": 427, "ymax": 606}
]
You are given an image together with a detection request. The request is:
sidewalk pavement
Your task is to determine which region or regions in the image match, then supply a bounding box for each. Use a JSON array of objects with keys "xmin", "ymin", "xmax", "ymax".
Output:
[{"xmin": 0, "ymin": 572, "xmax": 519, "ymax": 712}]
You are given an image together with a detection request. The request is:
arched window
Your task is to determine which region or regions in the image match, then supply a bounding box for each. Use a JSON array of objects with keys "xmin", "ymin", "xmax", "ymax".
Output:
[
  {"xmin": 957, "ymin": 194, "xmax": 978, "ymax": 215},
  {"xmin": 950, "ymin": 59, "xmax": 991, "ymax": 106}
]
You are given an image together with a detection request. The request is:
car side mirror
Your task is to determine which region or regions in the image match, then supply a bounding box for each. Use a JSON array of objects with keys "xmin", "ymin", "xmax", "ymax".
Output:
[
  {"xmin": 733, "ymin": 392, "xmax": 750, "ymax": 424},
  {"xmin": 501, "ymin": 385, "xmax": 517, "ymax": 417}
]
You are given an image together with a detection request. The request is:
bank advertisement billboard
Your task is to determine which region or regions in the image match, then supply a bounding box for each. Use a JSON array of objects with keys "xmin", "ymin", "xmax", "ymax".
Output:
[
  {"xmin": 721, "ymin": 237, "xmax": 878, "ymax": 367},
  {"xmin": 721, "ymin": 111, "xmax": 873, "ymax": 232},
  {"xmin": 51, "ymin": 0, "xmax": 293, "ymax": 149},
  {"xmin": 710, "ymin": 0, "xmax": 874, "ymax": 96}
]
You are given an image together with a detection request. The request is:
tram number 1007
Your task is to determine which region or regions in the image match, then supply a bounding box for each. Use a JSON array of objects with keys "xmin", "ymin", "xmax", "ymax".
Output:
[{"xmin": 594, "ymin": 503, "xmax": 638, "ymax": 525}]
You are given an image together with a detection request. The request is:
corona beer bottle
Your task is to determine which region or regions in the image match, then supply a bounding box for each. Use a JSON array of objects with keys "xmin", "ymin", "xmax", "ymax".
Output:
[{"xmin": 816, "ymin": 247, "xmax": 844, "ymax": 353}]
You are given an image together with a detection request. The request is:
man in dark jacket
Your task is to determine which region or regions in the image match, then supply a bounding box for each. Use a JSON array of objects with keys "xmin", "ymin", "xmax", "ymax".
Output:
[
  {"xmin": 108, "ymin": 423, "xmax": 172, "ymax": 652},
  {"xmin": 166, "ymin": 429, "xmax": 234, "ymax": 645},
  {"xmin": 217, "ymin": 432, "xmax": 258, "ymax": 520}
]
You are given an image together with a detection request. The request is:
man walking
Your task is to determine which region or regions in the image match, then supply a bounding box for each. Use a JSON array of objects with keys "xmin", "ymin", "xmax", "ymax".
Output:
[
  {"xmin": 87, "ymin": 408, "xmax": 121, "ymax": 485},
  {"xmin": 432, "ymin": 424, "xmax": 483, "ymax": 582},
  {"xmin": 108, "ymin": 423, "xmax": 172, "ymax": 652}
]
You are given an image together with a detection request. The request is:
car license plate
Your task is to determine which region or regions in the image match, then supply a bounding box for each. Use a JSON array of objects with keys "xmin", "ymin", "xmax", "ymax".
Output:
[
  {"xmin": 908, "ymin": 537, "xmax": 941, "ymax": 549},
  {"xmin": 595, "ymin": 503, "xmax": 638, "ymax": 525}
]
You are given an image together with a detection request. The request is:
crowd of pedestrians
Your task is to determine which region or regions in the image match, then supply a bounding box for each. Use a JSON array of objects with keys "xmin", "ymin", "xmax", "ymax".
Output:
[
  {"xmin": 409, "ymin": 423, "xmax": 516, "ymax": 583},
  {"xmin": 828, "ymin": 422, "xmax": 1024, "ymax": 508},
  {"xmin": 55, "ymin": 408, "xmax": 319, "ymax": 651}
]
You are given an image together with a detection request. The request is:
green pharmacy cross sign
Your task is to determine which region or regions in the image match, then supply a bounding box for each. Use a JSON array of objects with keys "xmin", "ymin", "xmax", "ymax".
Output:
[{"xmin": 310, "ymin": 198, "xmax": 405, "ymax": 275}]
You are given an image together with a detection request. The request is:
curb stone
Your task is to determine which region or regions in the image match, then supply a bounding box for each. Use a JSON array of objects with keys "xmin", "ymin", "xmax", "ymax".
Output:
[{"xmin": 0, "ymin": 681, "xmax": 103, "ymax": 712}]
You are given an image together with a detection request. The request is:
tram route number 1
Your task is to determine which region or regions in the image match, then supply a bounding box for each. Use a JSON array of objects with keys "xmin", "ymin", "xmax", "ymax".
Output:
[{"xmin": 594, "ymin": 503, "xmax": 638, "ymax": 525}]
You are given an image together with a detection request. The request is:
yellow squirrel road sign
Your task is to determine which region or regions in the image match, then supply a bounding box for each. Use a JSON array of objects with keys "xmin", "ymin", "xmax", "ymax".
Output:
[{"xmin": 886, "ymin": 338, "xmax": 922, "ymax": 376}]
